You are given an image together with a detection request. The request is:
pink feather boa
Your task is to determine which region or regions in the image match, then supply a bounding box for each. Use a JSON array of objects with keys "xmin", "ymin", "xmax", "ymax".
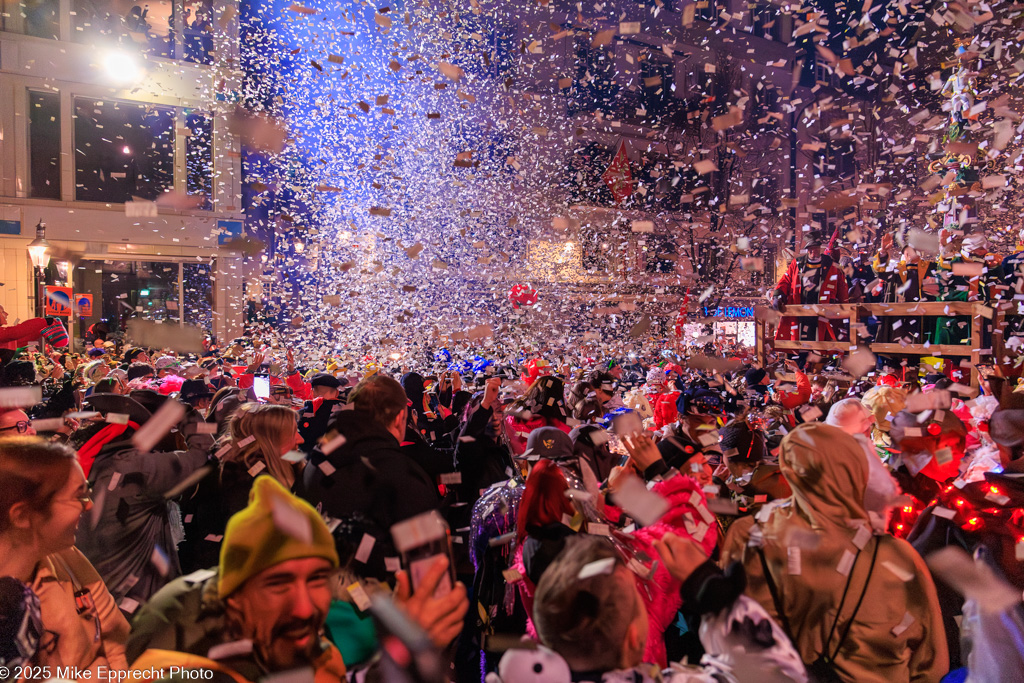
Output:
[{"xmin": 157, "ymin": 374, "xmax": 185, "ymax": 395}]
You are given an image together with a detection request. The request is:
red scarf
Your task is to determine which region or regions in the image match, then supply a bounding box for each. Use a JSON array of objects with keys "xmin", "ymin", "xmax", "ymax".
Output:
[{"xmin": 77, "ymin": 421, "xmax": 140, "ymax": 478}]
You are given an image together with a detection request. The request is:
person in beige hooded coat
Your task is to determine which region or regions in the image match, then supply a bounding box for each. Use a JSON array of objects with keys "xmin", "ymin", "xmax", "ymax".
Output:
[{"xmin": 720, "ymin": 422, "xmax": 948, "ymax": 683}]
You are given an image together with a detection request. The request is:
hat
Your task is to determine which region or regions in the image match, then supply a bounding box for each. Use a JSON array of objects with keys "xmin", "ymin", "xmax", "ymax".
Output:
[
  {"xmin": 719, "ymin": 420, "xmax": 766, "ymax": 464},
  {"xmin": 520, "ymin": 426, "xmax": 575, "ymax": 462},
  {"xmin": 82, "ymin": 360, "xmax": 109, "ymax": 384},
  {"xmin": 154, "ymin": 356, "xmax": 181, "ymax": 371},
  {"xmin": 86, "ymin": 347, "xmax": 106, "ymax": 358},
  {"xmin": 219, "ymin": 476, "xmax": 339, "ymax": 598},
  {"xmin": 40, "ymin": 319, "xmax": 69, "ymax": 349},
  {"xmin": 804, "ymin": 230, "xmax": 824, "ymax": 248},
  {"xmin": 646, "ymin": 367, "xmax": 666, "ymax": 386},
  {"xmin": 128, "ymin": 388, "xmax": 168, "ymax": 415},
  {"xmin": 84, "ymin": 393, "xmax": 152, "ymax": 425},
  {"xmin": 496, "ymin": 646, "xmax": 572, "ymax": 683},
  {"xmin": 126, "ymin": 364, "xmax": 155, "ymax": 382},
  {"xmin": 310, "ymin": 372, "xmax": 343, "ymax": 389},
  {"xmin": 861, "ymin": 385, "xmax": 906, "ymax": 435},
  {"xmin": 124, "ymin": 348, "xmax": 148, "ymax": 364},
  {"xmin": 179, "ymin": 378, "xmax": 214, "ymax": 405},
  {"xmin": 744, "ymin": 368, "xmax": 768, "ymax": 386},
  {"xmin": 679, "ymin": 387, "xmax": 723, "ymax": 414}
]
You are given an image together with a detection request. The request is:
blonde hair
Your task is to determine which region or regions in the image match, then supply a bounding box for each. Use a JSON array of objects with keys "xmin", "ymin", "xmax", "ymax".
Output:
[{"xmin": 222, "ymin": 403, "xmax": 299, "ymax": 488}]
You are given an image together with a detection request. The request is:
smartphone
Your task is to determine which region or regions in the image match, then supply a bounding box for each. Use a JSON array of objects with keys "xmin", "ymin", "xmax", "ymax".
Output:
[
  {"xmin": 253, "ymin": 375, "xmax": 270, "ymax": 402},
  {"xmin": 390, "ymin": 511, "xmax": 455, "ymax": 598}
]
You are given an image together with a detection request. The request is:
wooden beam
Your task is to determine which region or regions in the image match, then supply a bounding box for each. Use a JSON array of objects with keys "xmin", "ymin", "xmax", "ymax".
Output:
[
  {"xmin": 772, "ymin": 341, "xmax": 853, "ymax": 351},
  {"xmin": 857, "ymin": 302, "xmax": 979, "ymax": 316},
  {"xmin": 868, "ymin": 343, "xmax": 979, "ymax": 356}
]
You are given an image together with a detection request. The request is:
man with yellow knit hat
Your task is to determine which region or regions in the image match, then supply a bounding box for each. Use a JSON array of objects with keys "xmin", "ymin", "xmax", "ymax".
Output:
[{"xmin": 130, "ymin": 475, "xmax": 345, "ymax": 683}]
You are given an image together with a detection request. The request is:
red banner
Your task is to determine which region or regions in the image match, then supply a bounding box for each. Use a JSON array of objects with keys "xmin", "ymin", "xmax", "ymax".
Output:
[{"xmin": 602, "ymin": 140, "xmax": 633, "ymax": 204}]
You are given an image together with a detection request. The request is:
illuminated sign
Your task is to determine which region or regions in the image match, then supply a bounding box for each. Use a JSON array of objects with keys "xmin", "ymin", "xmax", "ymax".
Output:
[{"xmin": 702, "ymin": 305, "xmax": 754, "ymax": 319}]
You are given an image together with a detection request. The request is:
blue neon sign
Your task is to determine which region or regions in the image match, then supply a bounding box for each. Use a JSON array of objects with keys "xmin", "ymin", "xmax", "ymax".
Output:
[{"xmin": 702, "ymin": 306, "xmax": 754, "ymax": 319}]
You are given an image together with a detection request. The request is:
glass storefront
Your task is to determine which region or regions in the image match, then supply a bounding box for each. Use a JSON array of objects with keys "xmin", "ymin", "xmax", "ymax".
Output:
[{"xmin": 74, "ymin": 258, "xmax": 213, "ymax": 342}]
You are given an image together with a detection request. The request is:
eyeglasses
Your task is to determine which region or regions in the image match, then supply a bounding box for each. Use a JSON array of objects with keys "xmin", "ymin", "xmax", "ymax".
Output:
[
  {"xmin": 0, "ymin": 421, "xmax": 30, "ymax": 434},
  {"xmin": 55, "ymin": 487, "xmax": 93, "ymax": 510}
]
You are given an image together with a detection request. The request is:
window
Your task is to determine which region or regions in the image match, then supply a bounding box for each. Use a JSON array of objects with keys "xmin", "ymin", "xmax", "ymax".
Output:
[
  {"xmin": 70, "ymin": 0, "xmax": 222, "ymax": 62},
  {"xmin": 696, "ymin": 241, "xmax": 722, "ymax": 282},
  {"xmin": 29, "ymin": 90, "xmax": 61, "ymax": 199},
  {"xmin": 696, "ymin": 0, "xmax": 718, "ymax": 21},
  {"xmin": 74, "ymin": 97, "xmax": 175, "ymax": 203},
  {"xmin": 72, "ymin": 0, "xmax": 175, "ymax": 57},
  {"xmin": 752, "ymin": 245, "xmax": 776, "ymax": 287},
  {"xmin": 1, "ymin": 0, "xmax": 60, "ymax": 39},
  {"xmin": 813, "ymin": 140, "xmax": 857, "ymax": 179},
  {"xmin": 644, "ymin": 235, "xmax": 676, "ymax": 274},
  {"xmin": 185, "ymin": 111, "xmax": 213, "ymax": 209},
  {"xmin": 182, "ymin": 0, "xmax": 214, "ymax": 64},
  {"xmin": 527, "ymin": 240, "xmax": 583, "ymax": 282},
  {"xmin": 567, "ymin": 33, "xmax": 618, "ymax": 116},
  {"xmin": 77, "ymin": 260, "xmax": 182, "ymax": 333},
  {"xmin": 640, "ymin": 58, "xmax": 673, "ymax": 118},
  {"xmin": 183, "ymin": 261, "xmax": 213, "ymax": 328}
]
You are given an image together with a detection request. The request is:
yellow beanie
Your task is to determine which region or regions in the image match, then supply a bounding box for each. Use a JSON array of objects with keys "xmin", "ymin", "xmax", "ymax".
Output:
[{"xmin": 218, "ymin": 475, "xmax": 339, "ymax": 598}]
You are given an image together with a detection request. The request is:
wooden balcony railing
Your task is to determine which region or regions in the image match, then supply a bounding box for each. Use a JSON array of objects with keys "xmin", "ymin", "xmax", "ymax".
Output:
[{"xmin": 754, "ymin": 301, "xmax": 1016, "ymax": 387}]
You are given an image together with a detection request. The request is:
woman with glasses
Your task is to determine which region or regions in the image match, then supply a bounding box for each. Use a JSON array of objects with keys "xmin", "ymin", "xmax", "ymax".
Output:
[{"xmin": 0, "ymin": 437, "xmax": 130, "ymax": 674}]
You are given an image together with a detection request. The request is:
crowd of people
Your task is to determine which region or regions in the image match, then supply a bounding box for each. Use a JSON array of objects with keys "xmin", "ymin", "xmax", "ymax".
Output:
[
  {"xmin": 768, "ymin": 228, "xmax": 1024, "ymax": 352},
  {"xmin": 1, "ymin": 299, "xmax": 1024, "ymax": 683}
]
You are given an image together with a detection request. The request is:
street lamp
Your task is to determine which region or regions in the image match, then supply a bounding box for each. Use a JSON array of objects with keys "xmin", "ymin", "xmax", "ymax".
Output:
[{"xmin": 27, "ymin": 220, "xmax": 51, "ymax": 318}]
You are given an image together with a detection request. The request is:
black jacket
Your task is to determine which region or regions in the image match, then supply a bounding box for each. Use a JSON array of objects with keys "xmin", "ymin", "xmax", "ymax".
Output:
[
  {"xmin": 297, "ymin": 398, "xmax": 345, "ymax": 454},
  {"xmin": 177, "ymin": 460, "xmax": 258, "ymax": 575},
  {"xmin": 453, "ymin": 404, "xmax": 513, "ymax": 504},
  {"xmin": 75, "ymin": 425, "xmax": 213, "ymax": 608},
  {"xmin": 296, "ymin": 410, "xmax": 439, "ymax": 535}
]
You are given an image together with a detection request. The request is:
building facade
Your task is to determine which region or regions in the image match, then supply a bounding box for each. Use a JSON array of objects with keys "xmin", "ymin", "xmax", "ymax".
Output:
[
  {"xmin": 500, "ymin": 0, "xmax": 881, "ymax": 346},
  {"xmin": 0, "ymin": 0, "xmax": 245, "ymax": 347}
]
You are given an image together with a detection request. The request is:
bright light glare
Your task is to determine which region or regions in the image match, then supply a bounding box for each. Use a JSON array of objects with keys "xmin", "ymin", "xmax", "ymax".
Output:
[{"xmin": 102, "ymin": 50, "xmax": 144, "ymax": 85}]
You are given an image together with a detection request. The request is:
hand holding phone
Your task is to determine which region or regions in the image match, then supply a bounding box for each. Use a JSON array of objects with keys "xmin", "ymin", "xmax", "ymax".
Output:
[
  {"xmin": 391, "ymin": 511, "xmax": 455, "ymax": 598},
  {"xmin": 253, "ymin": 375, "xmax": 270, "ymax": 401},
  {"xmin": 392, "ymin": 555, "xmax": 468, "ymax": 649}
]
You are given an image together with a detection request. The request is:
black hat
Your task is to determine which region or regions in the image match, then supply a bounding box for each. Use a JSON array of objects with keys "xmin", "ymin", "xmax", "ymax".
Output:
[
  {"xmin": 744, "ymin": 368, "xmax": 768, "ymax": 387},
  {"xmin": 179, "ymin": 378, "xmax": 214, "ymax": 405},
  {"xmin": 128, "ymin": 388, "xmax": 168, "ymax": 415},
  {"xmin": 518, "ymin": 426, "xmax": 575, "ymax": 462},
  {"xmin": 124, "ymin": 348, "xmax": 148, "ymax": 364},
  {"xmin": 804, "ymin": 230, "xmax": 823, "ymax": 248},
  {"xmin": 126, "ymin": 363, "xmax": 156, "ymax": 381},
  {"xmin": 84, "ymin": 393, "xmax": 152, "ymax": 425},
  {"xmin": 720, "ymin": 420, "xmax": 767, "ymax": 464},
  {"xmin": 310, "ymin": 372, "xmax": 344, "ymax": 389}
]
